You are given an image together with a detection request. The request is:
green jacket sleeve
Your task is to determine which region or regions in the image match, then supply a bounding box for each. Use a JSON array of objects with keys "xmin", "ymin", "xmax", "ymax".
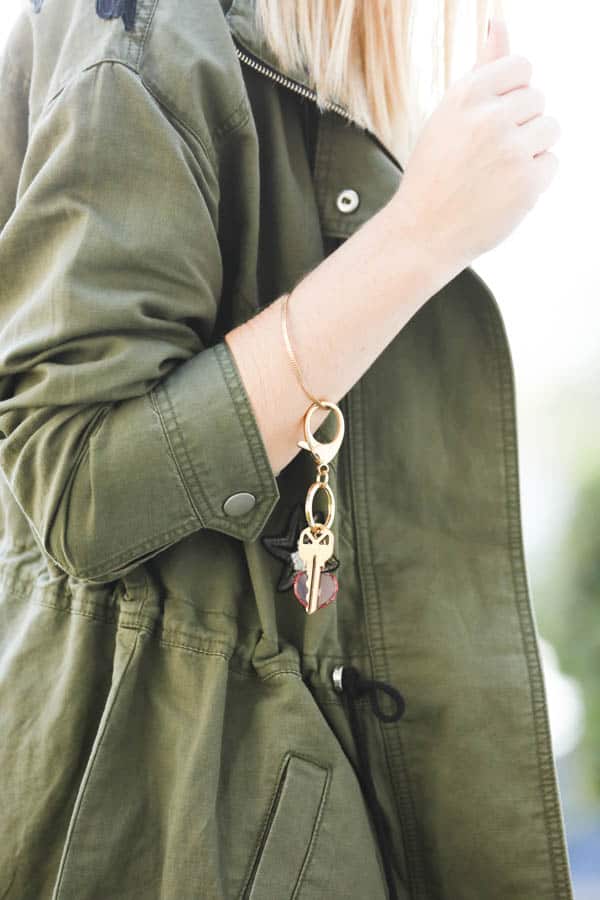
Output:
[{"xmin": 0, "ymin": 58, "xmax": 280, "ymax": 583}]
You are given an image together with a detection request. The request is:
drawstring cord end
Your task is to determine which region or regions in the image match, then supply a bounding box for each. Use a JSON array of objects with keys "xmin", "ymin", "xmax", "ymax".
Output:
[
  {"xmin": 332, "ymin": 664, "xmax": 406, "ymax": 900},
  {"xmin": 339, "ymin": 665, "xmax": 406, "ymax": 722}
]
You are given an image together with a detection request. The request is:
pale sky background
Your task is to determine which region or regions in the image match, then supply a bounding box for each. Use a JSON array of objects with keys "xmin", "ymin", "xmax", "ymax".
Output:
[{"xmin": 0, "ymin": 1, "xmax": 597, "ymax": 758}]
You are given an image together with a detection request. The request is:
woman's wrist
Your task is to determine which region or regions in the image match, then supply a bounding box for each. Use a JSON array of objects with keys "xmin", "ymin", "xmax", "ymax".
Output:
[
  {"xmin": 383, "ymin": 189, "xmax": 472, "ymax": 293},
  {"xmin": 225, "ymin": 187, "xmax": 467, "ymax": 478}
]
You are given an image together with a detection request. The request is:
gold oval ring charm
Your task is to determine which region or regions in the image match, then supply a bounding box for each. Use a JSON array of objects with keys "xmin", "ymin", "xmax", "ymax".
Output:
[
  {"xmin": 305, "ymin": 481, "xmax": 336, "ymax": 530},
  {"xmin": 297, "ymin": 401, "xmax": 345, "ymax": 466}
]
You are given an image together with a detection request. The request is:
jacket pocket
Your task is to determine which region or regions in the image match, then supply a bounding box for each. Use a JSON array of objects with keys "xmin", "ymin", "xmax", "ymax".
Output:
[
  {"xmin": 242, "ymin": 751, "xmax": 331, "ymax": 900},
  {"xmin": 51, "ymin": 627, "xmax": 141, "ymax": 900}
]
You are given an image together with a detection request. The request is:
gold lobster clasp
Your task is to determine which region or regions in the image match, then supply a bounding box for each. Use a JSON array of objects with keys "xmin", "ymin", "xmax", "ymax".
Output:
[{"xmin": 297, "ymin": 400, "xmax": 345, "ymax": 466}]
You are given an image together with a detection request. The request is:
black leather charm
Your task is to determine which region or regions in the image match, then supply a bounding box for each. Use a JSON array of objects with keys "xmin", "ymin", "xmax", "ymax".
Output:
[{"xmin": 261, "ymin": 502, "xmax": 339, "ymax": 592}]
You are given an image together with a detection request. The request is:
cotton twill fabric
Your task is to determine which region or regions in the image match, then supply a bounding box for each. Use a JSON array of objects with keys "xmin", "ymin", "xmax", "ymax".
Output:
[
  {"xmin": 0, "ymin": 60, "xmax": 280, "ymax": 583},
  {"xmin": 0, "ymin": 578, "xmax": 394, "ymax": 899},
  {"xmin": 0, "ymin": 1, "xmax": 576, "ymax": 897}
]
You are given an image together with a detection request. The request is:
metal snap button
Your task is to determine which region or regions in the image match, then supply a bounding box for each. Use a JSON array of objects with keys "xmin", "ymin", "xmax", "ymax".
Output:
[
  {"xmin": 222, "ymin": 491, "xmax": 257, "ymax": 517},
  {"xmin": 336, "ymin": 188, "xmax": 360, "ymax": 214}
]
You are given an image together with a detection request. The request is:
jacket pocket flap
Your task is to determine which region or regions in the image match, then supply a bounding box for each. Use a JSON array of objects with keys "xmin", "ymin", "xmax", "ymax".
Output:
[{"xmin": 247, "ymin": 752, "xmax": 330, "ymax": 899}]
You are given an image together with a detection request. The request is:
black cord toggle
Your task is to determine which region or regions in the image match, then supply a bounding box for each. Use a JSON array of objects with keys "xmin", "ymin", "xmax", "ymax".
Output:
[{"xmin": 340, "ymin": 665, "xmax": 406, "ymax": 723}]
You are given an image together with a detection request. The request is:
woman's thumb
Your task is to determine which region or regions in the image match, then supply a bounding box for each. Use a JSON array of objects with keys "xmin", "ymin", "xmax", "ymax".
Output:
[{"xmin": 474, "ymin": 16, "xmax": 510, "ymax": 69}]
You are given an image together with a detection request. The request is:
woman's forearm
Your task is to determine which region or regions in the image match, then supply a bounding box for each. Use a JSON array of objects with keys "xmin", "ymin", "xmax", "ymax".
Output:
[
  {"xmin": 226, "ymin": 33, "xmax": 562, "ymax": 478},
  {"xmin": 224, "ymin": 195, "xmax": 465, "ymax": 477}
]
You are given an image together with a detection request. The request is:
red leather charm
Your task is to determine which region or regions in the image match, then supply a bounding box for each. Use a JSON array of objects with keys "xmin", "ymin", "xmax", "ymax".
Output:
[{"xmin": 292, "ymin": 570, "xmax": 339, "ymax": 610}]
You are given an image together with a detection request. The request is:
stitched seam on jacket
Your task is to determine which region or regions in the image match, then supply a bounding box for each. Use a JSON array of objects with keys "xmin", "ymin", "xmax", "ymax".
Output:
[
  {"xmin": 43, "ymin": 58, "xmax": 139, "ymax": 113},
  {"xmin": 214, "ymin": 342, "xmax": 275, "ymax": 540},
  {"xmin": 40, "ymin": 58, "xmax": 224, "ymax": 186},
  {"xmin": 30, "ymin": 0, "xmax": 271, "ymax": 179},
  {"xmin": 215, "ymin": 341, "xmax": 269, "ymax": 487},
  {"xmin": 151, "ymin": 374, "xmax": 214, "ymax": 526},
  {"xmin": 134, "ymin": 0, "xmax": 250, "ymax": 166},
  {"xmin": 348, "ymin": 380, "xmax": 422, "ymax": 898},
  {"xmin": 239, "ymin": 751, "xmax": 331, "ymax": 900},
  {"xmin": 290, "ymin": 761, "xmax": 331, "ymax": 899},
  {"xmin": 52, "ymin": 629, "xmax": 140, "ymax": 896},
  {"xmin": 36, "ymin": 598, "xmax": 140, "ymax": 630},
  {"xmin": 31, "ymin": 59, "xmax": 276, "ymax": 555},
  {"xmin": 213, "ymin": 341, "xmax": 278, "ymax": 533},
  {"xmin": 128, "ymin": 0, "xmax": 159, "ymax": 70},
  {"xmin": 39, "ymin": 58, "xmax": 246, "ymax": 181},
  {"xmin": 480, "ymin": 274, "xmax": 574, "ymax": 899},
  {"xmin": 75, "ymin": 517, "xmax": 199, "ymax": 581},
  {"xmin": 140, "ymin": 72, "xmax": 218, "ymax": 168},
  {"xmin": 140, "ymin": 71, "xmax": 250, "ymax": 173},
  {"xmin": 239, "ymin": 751, "xmax": 294, "ymax": 899},
  {"xmin": 26, "ymin": 596, "xmax": 366, "ymax": 685},
  {"xmin": 33, "ymin": 61, "xmax": 224, "ymax": 578},
  {"xmin": 313, "ymin": 115, "xmax": 334, "ymax": 225},
  {"xmin": 147, "ymin": 387, "xmax": 206, "ymax": 526}
]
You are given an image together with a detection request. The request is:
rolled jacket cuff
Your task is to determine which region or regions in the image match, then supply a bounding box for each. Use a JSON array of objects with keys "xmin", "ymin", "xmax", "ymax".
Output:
[{"xmin": 151, "ymin": 339, "xmax": 281, "ymax": 542}]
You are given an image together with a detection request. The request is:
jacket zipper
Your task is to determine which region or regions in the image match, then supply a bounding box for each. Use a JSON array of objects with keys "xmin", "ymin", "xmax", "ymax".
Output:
[
  {"xmin": 231, "ymin": 38, "xmax": 405, "ymax": 174},
  {"xmin": 233, "ymin": 42, "xmax": 352, "ymax": 120}
]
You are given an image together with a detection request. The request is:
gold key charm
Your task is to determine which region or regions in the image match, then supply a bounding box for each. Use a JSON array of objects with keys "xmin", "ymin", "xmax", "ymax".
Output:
[
  {"xmin": 296, "ymin": 525, "xmax": 335, "ymax": 614},
  {"xmin": 291, "ymin": 399, "xmax": 344, "ymax": 614}
]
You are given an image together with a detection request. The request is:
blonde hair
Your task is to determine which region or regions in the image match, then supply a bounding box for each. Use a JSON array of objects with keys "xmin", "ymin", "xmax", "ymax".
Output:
[{"xmin": 254, "ymin": 0, "xmax": 506, "ymax": 166}]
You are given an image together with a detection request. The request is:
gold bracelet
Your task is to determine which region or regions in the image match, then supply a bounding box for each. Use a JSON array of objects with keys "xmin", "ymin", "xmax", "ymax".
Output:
[
  {"xmin": 280, "ymin": 289, "xmax": 329, "ymax": 408},
  {"xmin": 279, "ymin": 288, "xmax": 345, "ymax": 615}
]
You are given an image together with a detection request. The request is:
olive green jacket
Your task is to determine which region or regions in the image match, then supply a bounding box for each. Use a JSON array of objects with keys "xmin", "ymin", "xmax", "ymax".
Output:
[{"xmin": 0, "ymin": 1, "xmax": 574, "ymax": 898}]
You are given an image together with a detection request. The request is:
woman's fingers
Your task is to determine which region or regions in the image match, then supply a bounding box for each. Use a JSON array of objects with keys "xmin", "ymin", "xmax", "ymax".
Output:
[
  {"xmin": 472, "ymin": 53, "xmax": 534, "ymax": 98},
  {"xmin": 473, "ymin": 16, "xmax": 511, "ymax": 68},
  {"xmin": 519, "ymin": 113, "xmax": 563, "ymax": 158},
  {"xmin": 500, "ymin": 84, "xmax": 546, "ymax": 126},
  {"xmin": 393, "ymin": 13, "xmax": 561, "ymax": 265}
]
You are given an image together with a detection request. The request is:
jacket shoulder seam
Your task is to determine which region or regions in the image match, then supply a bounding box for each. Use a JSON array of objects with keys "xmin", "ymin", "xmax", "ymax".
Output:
[
  {"xmin": 36, "ymin": 0, "xmax": 250, "ymax": 170},
  {"xmin": 39, "ymin": 58, "xmax": 224, "ymax": 178},
  {"xmin": 134, "ymin": 0, "xmax": 251, "ymax": 160},
  {"xmin": 139, "ymin": 70, "xmax": 250, "ymax": 171},
  {"xmin": 43, "ymin": 57, "xmax": 136, "ymax": 109},
  {"xmin": 41, "ymin": 55, "xmax": 249, "ymax": 175}
]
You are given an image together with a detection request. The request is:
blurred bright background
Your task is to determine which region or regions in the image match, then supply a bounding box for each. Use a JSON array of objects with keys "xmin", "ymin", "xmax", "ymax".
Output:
[
  {"xmin": 2, "ymin": 1, "xmax": 598, "ymax": 896},
  {"xmin": 435, "ymin": 2, "xmax": 600, "ymax": 896},
  {"xmin": 462, "ymin": 3, "xmax": 600, "ymax": 895}
]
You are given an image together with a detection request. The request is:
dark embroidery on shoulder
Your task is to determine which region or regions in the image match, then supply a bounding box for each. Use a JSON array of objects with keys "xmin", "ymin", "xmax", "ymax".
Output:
[
  {"xmin": 261, "ymin": 502, "xmax": 339, "ymax": 592},
  {"xmin": 30, "ymin": 0, "xmax": 44, "ymax": 12},
  {"xmin": 96, "ymin": 0, "xmax": 137, "ymax": 31}
]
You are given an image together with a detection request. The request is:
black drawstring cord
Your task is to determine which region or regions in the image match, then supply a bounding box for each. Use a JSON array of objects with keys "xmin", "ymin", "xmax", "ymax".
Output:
[{"xmin": 338, "ymin": 666, "xmax": 406, "ymax": 900}]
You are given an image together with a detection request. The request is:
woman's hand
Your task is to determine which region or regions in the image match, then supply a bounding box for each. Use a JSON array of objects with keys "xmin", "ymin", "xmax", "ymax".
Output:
[{"xmin": 392, "ymin": 16, "xmax": 562, "ymax": 270}]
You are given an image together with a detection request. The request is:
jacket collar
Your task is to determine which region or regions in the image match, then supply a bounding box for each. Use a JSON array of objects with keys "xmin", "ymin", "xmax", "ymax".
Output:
[
  {"xmin": 223, "ymin": 0, "xmax": 405, "ymax": 239},
  {"xmin": 223, "ymin": 0, "xmax": 405, "ymax": 177},
  {"xmin": 224, "ymin": 0, "xmax": 318, "ymax": 94}
]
